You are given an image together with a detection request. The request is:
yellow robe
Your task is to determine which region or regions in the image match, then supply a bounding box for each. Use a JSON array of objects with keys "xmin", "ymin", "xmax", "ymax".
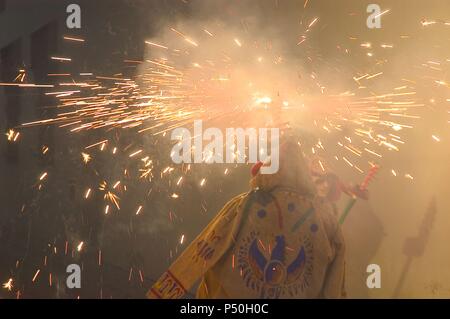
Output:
[{"xmin": 147, "ymin": 143, "xmax": 346, "ymax": 299}]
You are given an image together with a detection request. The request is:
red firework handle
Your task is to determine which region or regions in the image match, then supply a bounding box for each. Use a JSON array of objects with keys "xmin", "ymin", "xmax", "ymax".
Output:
[
  {"xmin": 339, "ymin": 165, "xmax": 380, "ymax": 224},
  {"xmin": 360, "ymin": 165, "xmax": 380, "ymax": 191}
]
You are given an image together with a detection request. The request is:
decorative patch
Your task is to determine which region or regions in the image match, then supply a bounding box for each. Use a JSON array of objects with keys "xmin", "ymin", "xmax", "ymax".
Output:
[
  {"xmin": 237, "ymin": 231, "xmax": 314, "ymax": 298},
  {"xmin": 257, "ymin": 209, "xmax": 267, "ymax": 218},
  {"xmin": 288, "ymin": 203, "xmax": 296, "ymax": 212},
  {"xmin": 253, "ymin": 191, "xmax": 273, "ymax": 207},
  {"xmin": 310, "ymin": 224, "xmax": 319, "ymax": 233}
]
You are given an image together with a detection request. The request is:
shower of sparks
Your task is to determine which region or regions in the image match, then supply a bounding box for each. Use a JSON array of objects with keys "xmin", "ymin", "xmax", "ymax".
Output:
[
  {"xmin": 4, "ymin": 4, "xmax": 448, "ymax": 298},
  {"xmin": 63, "ymin": 36, "xmax": 85, "ymax": 42},
  {"xmin": 375, "ymin": 9, "xmax": 390, "ymax": 19},
  {"xmin": 432, "ymin": 135, "xmax": 440, "ymax": 142},
  {"xmin": 32, "ymin": 270, "xmax": 40, "ymax": 283},
  {"xmin": 81, "ymin": 152, "xmax": 92, "ymax": 164},
  {"xmin": 3, "ymin": 278, "xmax": 13, "ymax": 291},
  {"xmin": 6, "ymin": 129, "xmax": 20, "ymax": 142}
]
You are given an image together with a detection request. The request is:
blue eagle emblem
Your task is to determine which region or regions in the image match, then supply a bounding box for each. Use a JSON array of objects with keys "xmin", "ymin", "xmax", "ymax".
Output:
[{"xmin": 248, "ymin": 235, "xmax": 307, "ymax": 286}]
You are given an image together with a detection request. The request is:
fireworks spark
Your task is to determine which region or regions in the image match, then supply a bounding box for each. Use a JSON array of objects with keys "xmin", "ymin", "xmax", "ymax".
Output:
[
  {"xmin": 3, "ymin": 278, "xmax": 13, "ymax": 291},
  {"xmin": 6, "ymin": 2, "xmax": 448, "ymax": 299}
]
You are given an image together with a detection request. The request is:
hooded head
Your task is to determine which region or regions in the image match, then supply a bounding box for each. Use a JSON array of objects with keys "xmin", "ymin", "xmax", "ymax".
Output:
[{"xmin": 250, "ymin": 137, "xmax": 316, "ymax": 196}]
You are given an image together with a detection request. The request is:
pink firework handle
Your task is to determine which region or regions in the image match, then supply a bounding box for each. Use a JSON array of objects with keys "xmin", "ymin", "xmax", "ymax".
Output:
[
  {"xmin": 360, "ymin": 165, "xmax": 380, "ymax": 191},
  {"xmin": 339, "ymin": 165, "xmax": 379, "ymax": 225}
]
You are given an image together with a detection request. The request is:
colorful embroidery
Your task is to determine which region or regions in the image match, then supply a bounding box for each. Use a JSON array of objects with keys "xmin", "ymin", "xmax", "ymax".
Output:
[
  {"xmin": 150, "ymin": 270, "xmax": 186, "ymax": 299},
  {"xmin": 238, "ymin": 231, "xmax": 314, "ymax": 298},
  {"xmin": 192, "ymin": 230, "xmax": 221, "ymax": 263}
]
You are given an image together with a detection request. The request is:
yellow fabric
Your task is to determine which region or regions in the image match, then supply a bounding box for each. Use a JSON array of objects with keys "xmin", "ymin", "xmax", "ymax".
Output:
[{"xmin": 147, "ymin": 141, "xmax": 346, "ymax": 299}]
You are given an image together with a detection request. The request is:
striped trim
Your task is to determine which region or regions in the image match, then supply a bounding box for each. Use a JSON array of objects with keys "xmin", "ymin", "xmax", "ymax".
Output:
[{"xmin": 167, "ymin": 270, "xmax": 187, "ymax": 293}]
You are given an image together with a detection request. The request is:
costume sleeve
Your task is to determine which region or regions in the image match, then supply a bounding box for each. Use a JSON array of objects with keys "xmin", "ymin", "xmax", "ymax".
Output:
[
  {"xmin": 321, "ymin": 223, "xmax": 346, "ymax": 298},
  {"xmin": 147, "ymin": 194, "xmax": 247, "ymax": 299}
]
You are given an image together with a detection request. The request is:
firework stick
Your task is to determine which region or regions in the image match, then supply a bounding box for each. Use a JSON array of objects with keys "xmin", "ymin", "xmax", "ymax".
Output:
[{"xmin": 339, "ymin": 165, "xmax": 379, "ymax": 225}]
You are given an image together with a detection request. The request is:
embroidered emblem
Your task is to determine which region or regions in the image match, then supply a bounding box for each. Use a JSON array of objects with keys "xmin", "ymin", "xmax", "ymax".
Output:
[{"xmin": 238, "ymin": 231, "xmax": 313, "ymax": 298}]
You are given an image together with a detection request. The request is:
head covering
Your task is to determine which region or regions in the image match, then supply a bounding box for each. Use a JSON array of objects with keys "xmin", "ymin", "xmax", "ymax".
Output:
[{"xmin": 250, "ymin": 137, "xmax": 316, "ymax": 196}]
